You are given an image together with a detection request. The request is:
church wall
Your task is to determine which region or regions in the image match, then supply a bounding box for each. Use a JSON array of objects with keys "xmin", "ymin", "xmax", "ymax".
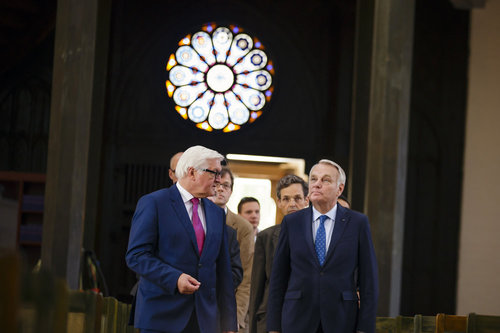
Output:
[
  {"xmin": 457, "ymin": 0, "xmax": 500, "ymax": 315},
  {"xmin": 401, "ymin": 0, "xmax": 468, "ymax": 315}
]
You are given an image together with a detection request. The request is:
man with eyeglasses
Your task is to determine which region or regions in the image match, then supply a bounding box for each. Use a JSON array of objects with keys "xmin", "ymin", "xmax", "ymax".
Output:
[
  {"xmin": 248, "ymin": 174, "xmax": 309, "ymax": 333},
  {"xmin": 209, "ymin": 166, "xmax": 255, "ymax": 333},
  {"xmin": 267, "ymin": 160, "xmax": 378, "ymax": 333},
  {"xmin": 126, "ymin": 145, "xmax": 237, "ymax": 333}
]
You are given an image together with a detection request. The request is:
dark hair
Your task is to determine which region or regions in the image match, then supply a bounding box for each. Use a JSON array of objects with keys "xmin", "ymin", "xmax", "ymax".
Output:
[
  {"xmin": 276, "ymin": 174, "xmax": 308, "ymax": 199},
  {"xmin": 238, "ymin": 197, "xmax": 260, "ymax": 213},
  {"xmin": 220, "ymin": 166, "xmax": 234, "ymax": 191}
]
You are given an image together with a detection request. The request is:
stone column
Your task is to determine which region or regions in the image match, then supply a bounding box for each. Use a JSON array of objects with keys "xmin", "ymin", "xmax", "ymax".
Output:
[
  {"xmin": 350, "ymin": 0, "xmax": 415, "ymax": 316},
  {"xmin": 42, "ymin": 0, "xmax": 111, "ymax": 289}
]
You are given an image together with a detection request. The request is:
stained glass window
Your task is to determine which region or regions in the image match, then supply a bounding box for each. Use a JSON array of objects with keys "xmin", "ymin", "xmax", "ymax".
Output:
[{"xmin": 165, "ymin": 23, "xmax": 275, "ymax": 132}]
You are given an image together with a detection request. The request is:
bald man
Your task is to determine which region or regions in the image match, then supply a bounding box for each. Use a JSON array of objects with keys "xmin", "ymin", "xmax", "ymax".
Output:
[{"xmin": 169, "ymin": 152, "xmax": 183, "ymax": 183}]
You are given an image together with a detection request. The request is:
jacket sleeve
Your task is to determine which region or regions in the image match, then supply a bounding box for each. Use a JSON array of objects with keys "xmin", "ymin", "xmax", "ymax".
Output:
[
  {"xmin": 266, "ymin": 218, "xmax": 291, "ymax": 332},
  {"xmin": 356, "ymin": 216, "xmax": 379, "ymax": 333},
  {"xmin": 234, "ymin": 217, "xmax": 255, "ymax": 328},
  {"xmin": 125, "ymin": 195, "xmax": 182, "ymax": 295},
  {"xmin": 217, "ymin": 216, "xmax": 239, "ymax": 331},
  {"xmin": 248, "ymin": 231, "xmax": 267, "ymax": 333},
  {"xmin": 227, "ymin": 225, "xmax": 243, "ymax": 289}
]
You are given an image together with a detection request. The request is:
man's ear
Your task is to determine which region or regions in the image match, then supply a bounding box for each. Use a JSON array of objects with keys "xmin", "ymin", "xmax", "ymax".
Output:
[
  {"xmin": 187, "ymin": 167, "xmax": 197, "ymax": 180},
  {"xmin": 338, "ymin": 183, "xmax": 345, "ymax": 196}
]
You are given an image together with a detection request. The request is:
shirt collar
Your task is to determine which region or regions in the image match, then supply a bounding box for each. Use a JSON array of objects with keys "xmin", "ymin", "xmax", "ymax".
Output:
[
  {"xmin": 176, "ymin": 182, "xmax": 194, "ymax": 204},
  {"xmin": 312, "ymin": 203, "xmax": 338, "ymax": 223}
]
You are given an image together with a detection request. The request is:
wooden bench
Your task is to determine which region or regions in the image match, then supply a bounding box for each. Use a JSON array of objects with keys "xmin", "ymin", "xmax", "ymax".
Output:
[
  {"xmin": 467, "ymin": 313, "xmax": 500, "ymax": 333},
  {"xmin": 436, "ymin": 313, "xmax": 467, "ymax": 333}
]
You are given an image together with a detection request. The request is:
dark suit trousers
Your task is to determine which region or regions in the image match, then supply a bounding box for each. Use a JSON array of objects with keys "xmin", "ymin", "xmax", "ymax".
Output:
[
  {"xmin": 140, "ymin": 309, "xmax": 200, "ymax": 333},
  {"xmin": 182, "ymin": 309, "xmax": 200, "ymax": 333}
]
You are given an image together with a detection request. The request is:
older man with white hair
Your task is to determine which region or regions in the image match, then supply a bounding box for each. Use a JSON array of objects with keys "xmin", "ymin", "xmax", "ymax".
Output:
[
  {"xmin": 126, "ymin": 145, "xmax": 237, "ymax": 333},
  {"xmin": 267, "ymin": 159, "xmax": 378, "ymax": 333}
]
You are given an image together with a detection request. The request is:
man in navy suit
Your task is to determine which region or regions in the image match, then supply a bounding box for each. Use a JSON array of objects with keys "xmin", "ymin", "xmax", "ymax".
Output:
[
  {"xmin": 267, "ymin": 159, "xmax": 378, "ymax": 333},
  {"xmin": 126, "ymin": 145, "xmax": 237, "ymax": 333}
]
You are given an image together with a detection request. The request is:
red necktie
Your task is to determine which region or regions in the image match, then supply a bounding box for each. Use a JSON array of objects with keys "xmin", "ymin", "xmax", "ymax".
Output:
[{"xmin": 190, "ymin": 198, "xmax": 205, "ymax": 255}]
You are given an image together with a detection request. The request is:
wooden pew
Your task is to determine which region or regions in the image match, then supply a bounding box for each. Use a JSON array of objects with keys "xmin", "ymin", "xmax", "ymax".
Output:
[
  {"xmin": 0, "ymin": 251, "xmax": 20, "ymax": 333},
  {"xmin": 467, "ymin": 313, "xmax": 500, "ymax": 333},
  {"xmin": 102, "ymin": 296, "xmax": 138, "ymax": 333},
  {"xmin": 376, "ymin": 316, "xmax": 415, "ymax": 332},
  {"xmin": 414, "ymin": 314, "xmax": 436, "ymax": 333},
  {"xmin": 436, "ymin": 313, "xmax": 467, "ymax": 333},
  {"xmin": 102, "ymin": 296, "xmax": 119, "ymax": 332},
  {"xmin": 67, "ymin": 290, "xmax": 103, "ymax": 333},
  {"xmin": 20, "ymin": 269, "xmax": 68, "ymax": 333},
  {"xmin": 398, "ymin": 315, "xmax": 415, "ymax": 332},
  {"xmin": 2, "ymin": 252, "xmax": 137, "ymax": 333},
  {"xmin": 376, "ymin": 317, "xmax": 397, "ymax": 333}
]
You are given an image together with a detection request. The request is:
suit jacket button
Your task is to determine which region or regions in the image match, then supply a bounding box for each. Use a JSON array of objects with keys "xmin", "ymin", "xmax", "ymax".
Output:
[
  {"xmin": 320, "ymin": 272, "xmax": 324, "ymax": 276},
  {"xmin": 198, "ymin": 263, "xmax": 202, "ymax": 268}
]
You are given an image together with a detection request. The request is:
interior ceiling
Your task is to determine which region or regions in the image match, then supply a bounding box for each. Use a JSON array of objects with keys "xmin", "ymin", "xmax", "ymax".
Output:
[{"xmin": 0, "ymin": 0, "xmax": 56, "ymax": 75}]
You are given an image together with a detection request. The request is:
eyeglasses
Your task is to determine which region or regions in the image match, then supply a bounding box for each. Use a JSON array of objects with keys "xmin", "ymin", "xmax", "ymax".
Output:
[
  {"xmin": 201, "ymin": 168, "xmax": 222, "ymax": 178},
  {"xmin": 216, "ymin": 183, "xmax": 232, "ymax": 190},
  {"xmin": 280, "ymin": 196, "xmax": 305, "ymax": 203}
]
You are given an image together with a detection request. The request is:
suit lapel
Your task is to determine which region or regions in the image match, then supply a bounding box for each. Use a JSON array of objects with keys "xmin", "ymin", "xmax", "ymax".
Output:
[
  {"xmin": 226, "ymin": 210, "xmax": 235, "ymax": 229},
  {"xmin": 201, "ymin": 198, "xmax": 216, "ymax": 258},
  {"xmin": 324, "ymin": 203, "xmax": 348, "ymax": 264},
  {"xmin": 169, "ymin": 186, "xmax": 200, "ymax": 256},
  {"xmin": 272, "ymin": 225, "xmax": 281, "ymax": 247},
  {"xmin": 302, "ymin": 207, "xmax": 317, "ymax": 262}
]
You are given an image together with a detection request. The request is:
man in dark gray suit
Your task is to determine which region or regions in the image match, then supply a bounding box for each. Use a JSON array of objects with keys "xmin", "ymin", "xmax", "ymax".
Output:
[{"xmin": 248, "ymin": 174, "xmax": 309, "ymax": 333}]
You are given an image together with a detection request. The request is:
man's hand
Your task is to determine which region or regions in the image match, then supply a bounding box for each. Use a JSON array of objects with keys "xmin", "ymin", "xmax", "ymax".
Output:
[{"xmin": 177, "ymin": 273, "xmax": 200, "ymax": 294}]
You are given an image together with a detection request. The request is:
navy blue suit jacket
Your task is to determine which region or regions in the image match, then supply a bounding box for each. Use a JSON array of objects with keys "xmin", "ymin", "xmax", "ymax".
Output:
[
  {"xmin": 125, "ymin": 185, "xmax": 237, "ymax": 332},
  {"xmin": 267, "ymin": 204, "xmax": 378, "ymax": 333}
]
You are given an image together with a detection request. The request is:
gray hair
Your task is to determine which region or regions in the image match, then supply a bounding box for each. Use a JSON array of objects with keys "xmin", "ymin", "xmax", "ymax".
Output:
[
  {"xmin": 175, "ymin": 145, "xmax": 224, "ymax": 179},
  {"xmin": 309, "ymin": 159, "xmax": 346, "ymax": 186}
]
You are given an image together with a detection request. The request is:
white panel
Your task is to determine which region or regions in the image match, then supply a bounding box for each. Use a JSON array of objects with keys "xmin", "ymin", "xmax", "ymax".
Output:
[
  {"xmin": 236, "ymin": 70, "xmax": 272, "ymax": 91},
  {"xmin": 212, "ymin": 27, "xmax": 233, "ymax": 63},
  {"xmin": 226, "ymin": 34, "xmax": 253, "ymax": 66},
  {"xmin": 208, "ymin": 94, "xmax": 229, "ymax": 129},
  {"xmin": 172, "ymin": 82, "xmax": 208, "ymax": 107},
  {"xmin": 192, "ymin": 31, "xmax": 216, "ymax": 65},
  {"xmin": 187, "ymin": 90, "xmax": 214, "ymax": 123},
  {"xmin": 175, "ymin": 46, "xmax": 209, "ymax": 72}
]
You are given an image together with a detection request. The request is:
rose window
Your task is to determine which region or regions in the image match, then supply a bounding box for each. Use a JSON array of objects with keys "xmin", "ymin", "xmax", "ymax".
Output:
[{"xmin": 165, "ymin": 23, "xmax": 275, "ymax": 132}]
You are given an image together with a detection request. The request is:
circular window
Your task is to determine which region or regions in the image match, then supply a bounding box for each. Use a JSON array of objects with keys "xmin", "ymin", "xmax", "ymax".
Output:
[{"xmin": 166, "ymin": 23, "xmax": 275, "ymax": 132}]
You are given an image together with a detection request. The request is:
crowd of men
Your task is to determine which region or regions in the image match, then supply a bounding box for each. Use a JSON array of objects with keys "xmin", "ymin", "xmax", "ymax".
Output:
[{"xmin": 126, "ymin": 145, "xmax": 378, "ymax": 333}]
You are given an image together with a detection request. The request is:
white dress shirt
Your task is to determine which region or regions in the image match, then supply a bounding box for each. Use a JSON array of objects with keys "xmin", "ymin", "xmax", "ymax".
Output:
[
  {"xmin": 176, "ymin": 182, "xmax": 207, "ymax": 232},
  {"xmin": 312, "ymin": 204, "xmax": 337, "ymax": 252}
]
